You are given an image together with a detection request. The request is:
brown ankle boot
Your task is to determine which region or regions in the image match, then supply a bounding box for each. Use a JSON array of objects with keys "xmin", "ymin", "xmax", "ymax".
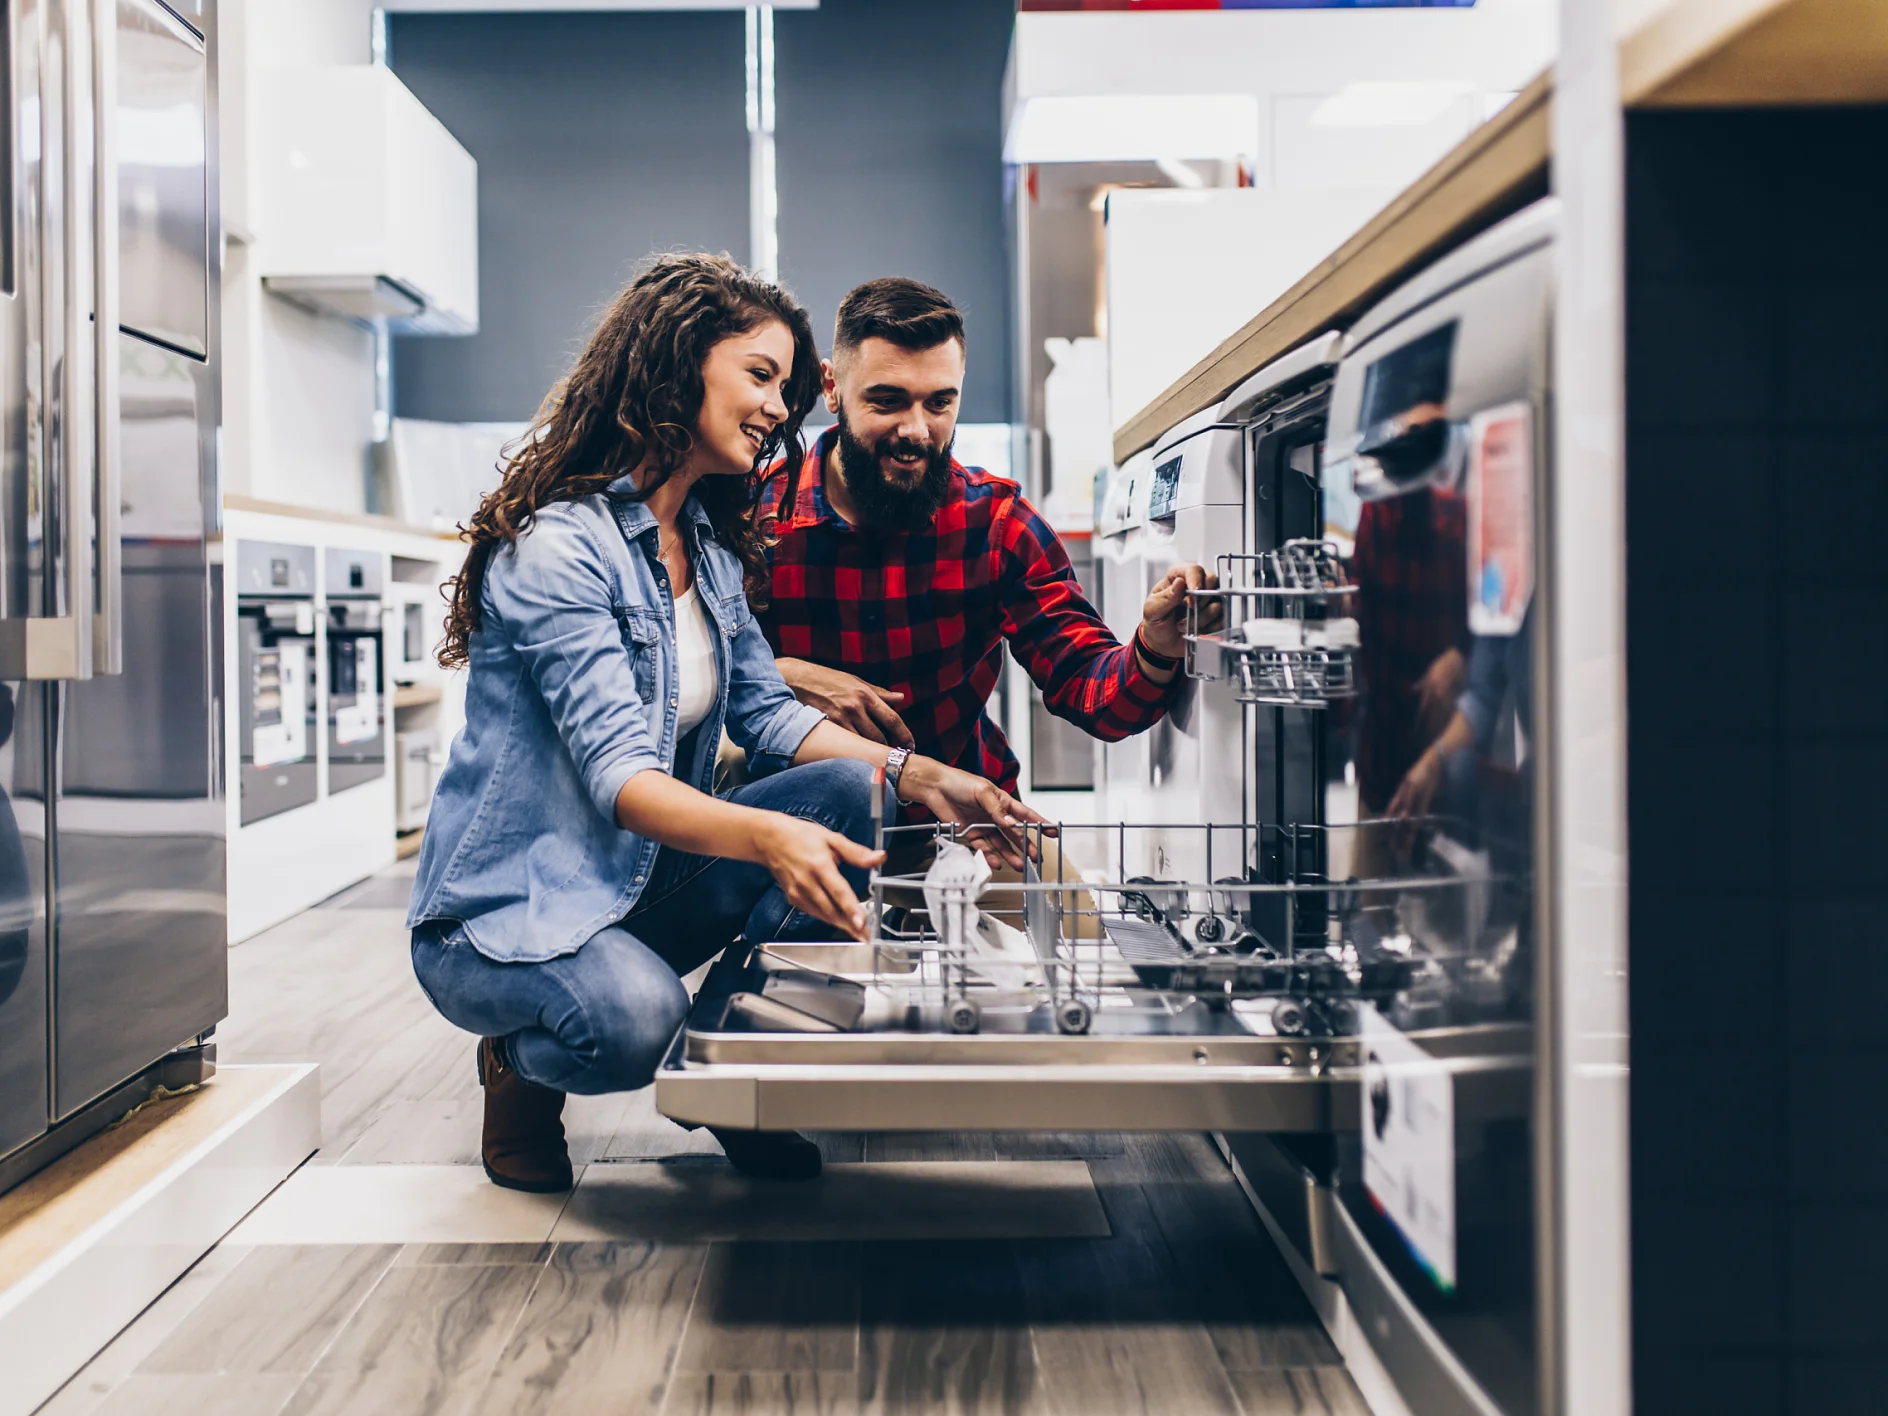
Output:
[{"xmin": 476, "ymin": 1037, "xmax": 573, "ymax": 1193}]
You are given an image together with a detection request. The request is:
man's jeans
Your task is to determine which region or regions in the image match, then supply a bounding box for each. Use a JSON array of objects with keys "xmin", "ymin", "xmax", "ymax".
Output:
[{"xmin": 410, "ymin": 758, "xmax": 879, "ymax": 1095}]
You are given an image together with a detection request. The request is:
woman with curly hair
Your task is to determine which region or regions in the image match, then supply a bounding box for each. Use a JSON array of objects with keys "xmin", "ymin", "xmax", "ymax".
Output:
[{"xmin": 407, "ymin": 255, "xmax": 1041, "ymax": 1188}]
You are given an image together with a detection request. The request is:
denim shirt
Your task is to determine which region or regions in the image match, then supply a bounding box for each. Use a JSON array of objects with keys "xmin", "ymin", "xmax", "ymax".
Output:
[{"xmin": 406, "ymin": 480, "xmax": 825, "ymax": 963}]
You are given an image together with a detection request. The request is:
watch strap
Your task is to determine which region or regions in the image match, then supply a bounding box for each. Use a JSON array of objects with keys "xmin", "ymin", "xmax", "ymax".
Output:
[
  {"xmin": 884, "ymin": 746, "xmax": 913, "ymax": 802},
  {"xmin": 1133, "ymin": 626, "xmax": 1183, "ymax": 671}
]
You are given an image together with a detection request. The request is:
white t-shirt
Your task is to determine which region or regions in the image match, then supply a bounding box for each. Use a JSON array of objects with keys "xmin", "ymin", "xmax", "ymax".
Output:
[{"xmin": 672, "ymin": 583, "xmax": 720, "ymax": 738}]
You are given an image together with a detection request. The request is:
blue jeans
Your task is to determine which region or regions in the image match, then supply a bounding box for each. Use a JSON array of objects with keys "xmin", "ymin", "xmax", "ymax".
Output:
[{"xmin": 411, "ymin": 757, "xmax": 879, "ymax": 1094}]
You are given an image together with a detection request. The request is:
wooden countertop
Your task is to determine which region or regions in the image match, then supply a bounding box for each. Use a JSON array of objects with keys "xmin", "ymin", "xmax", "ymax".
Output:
[
  {"xmin": 1623, "ymin": 0, "xmax": 1888, "ymax": 107},
  {"xmin": 1114, "ymin": 0, "xmax": 1888, "ymax": 464},
  {"xmin": 224, "ymin": 493, "xmax": 464, "ymax": 545}
]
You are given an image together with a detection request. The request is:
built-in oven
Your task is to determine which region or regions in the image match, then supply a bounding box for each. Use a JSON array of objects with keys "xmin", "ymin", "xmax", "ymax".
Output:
[
  {"xmin": 324, "ymin": 549, "xmax": 387, "ymax": 796},
  {"xmin": 236, "ymin": 543, "xmax": 318, "ymax": 826}
]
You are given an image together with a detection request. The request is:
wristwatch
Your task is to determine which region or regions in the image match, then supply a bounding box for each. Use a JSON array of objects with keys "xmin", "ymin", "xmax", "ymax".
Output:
[{"xmin": 883, "ymin": 746, "xmax": 913, "ymax": 803}]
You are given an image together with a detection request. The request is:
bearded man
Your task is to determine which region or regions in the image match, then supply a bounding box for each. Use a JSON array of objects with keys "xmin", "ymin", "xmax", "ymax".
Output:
[{"xmin": 756, "ymin": 277, "xmax": 1214, "ymax": 811}]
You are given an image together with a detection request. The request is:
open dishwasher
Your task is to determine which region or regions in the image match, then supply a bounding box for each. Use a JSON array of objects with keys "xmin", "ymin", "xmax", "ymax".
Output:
[{"xmin": 656, "ymin": 813, "xmax": 1526, "ymax": 1139}]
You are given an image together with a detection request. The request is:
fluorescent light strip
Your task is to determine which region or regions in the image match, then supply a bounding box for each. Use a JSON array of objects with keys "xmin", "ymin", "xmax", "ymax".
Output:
[{"xmin": 1005, "ymin": 94, "xmax": 1259, "ymax": 164}]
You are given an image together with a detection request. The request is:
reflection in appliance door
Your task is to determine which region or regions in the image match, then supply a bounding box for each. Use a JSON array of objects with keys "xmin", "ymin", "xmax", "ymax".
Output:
[
  {"xmin": 0, "ymin": 687, "xmax": 30, "ymax": 1011},
  {"xmin": 55, "ymin": 334, "xmax": 227, "ymax": 1119},
  {"xmin": 0, "ymin": 681, "xmax": 50, "ymax": 1163}
]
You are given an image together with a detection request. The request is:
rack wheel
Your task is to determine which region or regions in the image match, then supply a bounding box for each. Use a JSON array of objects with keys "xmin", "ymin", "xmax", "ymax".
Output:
[
  {"xmin": 1193, "ymin": 914, "xmax": 1225, "ymax": 945},
  {"xmin": 946, "ymin": 999, "xmax": 981, "ymax": 1035},
  {"xmin": 1055, "ymin": 999, "xmax": 1093, "ymax": 1035},
  {"xmin": 1272, "ymin": 998, "xmax": 1308, "ymax": 1036}
]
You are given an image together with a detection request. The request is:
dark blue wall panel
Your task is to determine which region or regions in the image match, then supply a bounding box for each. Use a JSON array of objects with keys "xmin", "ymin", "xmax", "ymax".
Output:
[
  {"xmin": 389, "ymin": 3, "xmax": 1017, "ymax": 427},
  {"xmin": 388, "ymin": 12, "xmax": 749, "ymax": 422},
  {"xmin": 773, "ymin": 0, "xmax": 1016, "ymax": 423}
]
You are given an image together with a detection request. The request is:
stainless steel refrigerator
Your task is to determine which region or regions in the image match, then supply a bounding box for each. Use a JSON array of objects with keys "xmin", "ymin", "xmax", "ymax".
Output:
[{"xmin": 0, "ymin": 0, "xmax": 224, "ymax": 1171}]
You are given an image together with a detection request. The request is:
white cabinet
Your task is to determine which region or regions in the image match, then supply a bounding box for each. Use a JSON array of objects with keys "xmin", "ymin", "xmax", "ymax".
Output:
[{"xmin": 257, "ymin": 67, "xmax": 478, "ymax": 334}]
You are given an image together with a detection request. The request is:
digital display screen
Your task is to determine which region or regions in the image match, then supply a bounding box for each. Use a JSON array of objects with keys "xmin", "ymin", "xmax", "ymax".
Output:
[
  {"xmin": 1359, "ymin": 321, "xmax": 1457, "ymax": 432},
  {"xmin": 1148, "ymin": 455, "xmax": 1183, "ymax": 521}
]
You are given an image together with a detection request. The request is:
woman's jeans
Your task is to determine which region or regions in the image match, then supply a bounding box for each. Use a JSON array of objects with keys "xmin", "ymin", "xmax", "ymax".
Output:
[{"xmin": 411, "ymin": 758, "xmax": 878, "ymax": 1095}]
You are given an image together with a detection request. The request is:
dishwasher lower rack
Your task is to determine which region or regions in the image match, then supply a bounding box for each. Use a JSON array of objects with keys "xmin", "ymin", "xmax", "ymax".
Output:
[
  {"xmin": 674, "ymin": 818, "xmax": 1525, "ymax": 1042},
  {"xmin": 884, "ymin": 819, "xmax": 1517, "ymax": 1035}
]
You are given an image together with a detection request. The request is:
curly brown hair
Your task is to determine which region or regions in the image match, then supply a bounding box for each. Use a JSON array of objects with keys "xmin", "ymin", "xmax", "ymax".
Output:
[{"xmin": 438, "ymin": 253, "xmax": 821, "ymax": 668}]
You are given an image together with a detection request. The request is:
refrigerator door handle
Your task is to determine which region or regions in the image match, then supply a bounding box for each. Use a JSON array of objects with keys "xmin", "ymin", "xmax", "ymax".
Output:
[
  {"xmin": 48, "ymin": 0, "xmax": 97, "ymax": 680},
  {"xmin": 89, "ymin": 0, "xmax": 119, "ymax": 676},
  {"xmin": 0, "ymin": 0, "xmax": 99, "ymax": 681}
]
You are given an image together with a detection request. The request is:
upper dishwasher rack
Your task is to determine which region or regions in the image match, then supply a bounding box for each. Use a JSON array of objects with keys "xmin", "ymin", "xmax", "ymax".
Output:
[{"xmin": 1186, "ymin": 542, "xmax": 1359, "ymax": 707}]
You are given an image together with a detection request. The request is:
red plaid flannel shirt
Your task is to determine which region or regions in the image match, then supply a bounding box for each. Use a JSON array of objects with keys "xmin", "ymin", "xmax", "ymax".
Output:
[{"xmin": 758, "ymin": 430, "xmax": 1176, "ymax": 795}]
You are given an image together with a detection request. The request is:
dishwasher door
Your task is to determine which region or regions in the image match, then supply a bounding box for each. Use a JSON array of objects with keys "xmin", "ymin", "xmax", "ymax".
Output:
[
  {"xmin": 660, "ymin": 971, "xmax": 1527, "ymax": 1138},
  {"xmin": 660, "ymin": 972, "xmax": 1359, "ymax": 1134}
]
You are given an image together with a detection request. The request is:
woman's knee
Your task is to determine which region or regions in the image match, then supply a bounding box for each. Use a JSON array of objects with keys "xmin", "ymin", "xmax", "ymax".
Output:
[
  {"xmin": 565, "ymin": 940, "xmax": 691, "ymax": 1093},
  {"xmin": 797, "ymin": 756, "xmax": 881, "ymax": 844}
]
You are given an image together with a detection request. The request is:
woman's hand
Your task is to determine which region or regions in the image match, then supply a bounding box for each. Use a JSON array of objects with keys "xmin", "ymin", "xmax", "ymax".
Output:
[
  {"xmin": 898, "ymin": 757, "xmax": 1055, "ymax": 870},
  {"xmin": 1387, "ymin": 746, "xmax": 1445, "ymax": 822},
  {"xmin": 751, "ymin": 814, "xmax": 886, "ymax": 941},
  {"xmin": 1413, "ymin": 646, "xmax": 1467, "ymax": 736}
]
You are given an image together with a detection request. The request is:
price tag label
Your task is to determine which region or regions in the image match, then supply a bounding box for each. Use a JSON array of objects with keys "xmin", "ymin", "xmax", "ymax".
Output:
[{"xmin": 1361, "ymin": 1005, "xmax": 1458, "ymax": 1292}]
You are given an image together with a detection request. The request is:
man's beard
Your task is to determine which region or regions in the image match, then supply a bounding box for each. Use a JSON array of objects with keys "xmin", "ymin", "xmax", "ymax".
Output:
[{"xmin": 833, "ymin": 407, "xmax": 954, "ymax": 533}]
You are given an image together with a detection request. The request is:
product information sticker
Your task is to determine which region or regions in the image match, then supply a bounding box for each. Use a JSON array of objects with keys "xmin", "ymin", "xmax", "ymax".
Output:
[
  {"xmin": 1466, "ymin": 400, "xmax": 1533, "ymax": 637},
  {"xmin": 1361, "ymin": 1004, "xmax": 1458, "ymax": 1292},
  {"xmin": 335, "ymin": 640, "xmax": 381, "ymax": 746},
  {"xmin": 252, "ymin": 649, "xmax": 307, "ymax": 769}
]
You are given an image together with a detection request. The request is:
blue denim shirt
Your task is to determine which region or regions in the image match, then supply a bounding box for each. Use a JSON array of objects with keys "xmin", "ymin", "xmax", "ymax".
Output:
[{"xmin": 407, "ymin": 479, "xmax": 825, "ymax": 963}]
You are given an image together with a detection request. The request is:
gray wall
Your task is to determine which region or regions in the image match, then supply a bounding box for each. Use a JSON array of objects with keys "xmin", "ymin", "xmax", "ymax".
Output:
[
  {"xmin": 389, "ymin": 1, "xmax": 1018, "ymax": 427},
  {"xmin": 388, "ymin": 12, "xmax": 749, "ymax": 422},
  {"xmin": 775, "ymin": 0, "xmax": 1015, "ymax": 424}
]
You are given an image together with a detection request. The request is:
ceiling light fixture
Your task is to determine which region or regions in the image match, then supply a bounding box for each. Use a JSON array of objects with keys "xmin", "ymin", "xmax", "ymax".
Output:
[{"xmin": 1005, "ymin": 94, "xmax": 1259, "ymax": 165}]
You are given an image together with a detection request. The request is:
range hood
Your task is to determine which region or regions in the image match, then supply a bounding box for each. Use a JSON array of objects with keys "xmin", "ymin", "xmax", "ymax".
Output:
[
  {"xmin": 258, "ymin": 67, "xmax": 479, "ymax": 338},
  {"xmin": 261, "ymin": 274, "xmax": 475, "ymax": 335}
]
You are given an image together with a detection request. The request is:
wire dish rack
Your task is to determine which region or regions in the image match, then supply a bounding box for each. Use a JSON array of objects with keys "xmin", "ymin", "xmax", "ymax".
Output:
[
  {"xmin": 1186, "ymin": 542, "xmax": 1359, "ymax": 707},
  {"xmin": 718, "ymin": 818, "xmax": 1527, "ymax": 1043}
]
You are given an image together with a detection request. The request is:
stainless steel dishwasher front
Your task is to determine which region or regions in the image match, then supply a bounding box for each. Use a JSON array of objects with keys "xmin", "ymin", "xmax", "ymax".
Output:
[{"xmin": 658, "ymin": 1015, "xmax": 1359, "ymax": 1134}]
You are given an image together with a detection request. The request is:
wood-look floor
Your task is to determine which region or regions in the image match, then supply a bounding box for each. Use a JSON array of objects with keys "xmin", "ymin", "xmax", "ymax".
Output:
[{"xmin": 39, "ymin": 864, "xmax": 1367, "ymax": 1416}]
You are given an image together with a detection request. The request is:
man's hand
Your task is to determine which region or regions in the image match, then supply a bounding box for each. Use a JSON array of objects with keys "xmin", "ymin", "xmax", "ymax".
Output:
[
  {"xmin": 898, "ymin": 756, "xmax": 1056, "ymax": 871},
  {"xmin": 1413, "ymin": 647, "xmax": 1466, "ymax": 736},
  {"xmin": 1139, "ymin": 563, "xmax": 1220, "ymax": 665},
  {"xmin": 1386, "ymin": 746, "xmax": 1445, "ymax": 822},
  {"xmin": 777, "ymin": 658, "xmax": 915, "ymax": 749}
]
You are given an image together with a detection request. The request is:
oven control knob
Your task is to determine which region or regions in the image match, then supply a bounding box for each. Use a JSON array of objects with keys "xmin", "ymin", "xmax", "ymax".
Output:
[{"xmin": 946, "ymin": 999, "xmax": 981, "ymax": 1035}]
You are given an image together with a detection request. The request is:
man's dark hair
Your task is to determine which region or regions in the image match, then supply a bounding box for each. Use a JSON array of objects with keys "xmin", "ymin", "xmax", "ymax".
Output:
[{"xmin": 833, "ymin": 277, "xmax": 965, "ymax": 362}]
